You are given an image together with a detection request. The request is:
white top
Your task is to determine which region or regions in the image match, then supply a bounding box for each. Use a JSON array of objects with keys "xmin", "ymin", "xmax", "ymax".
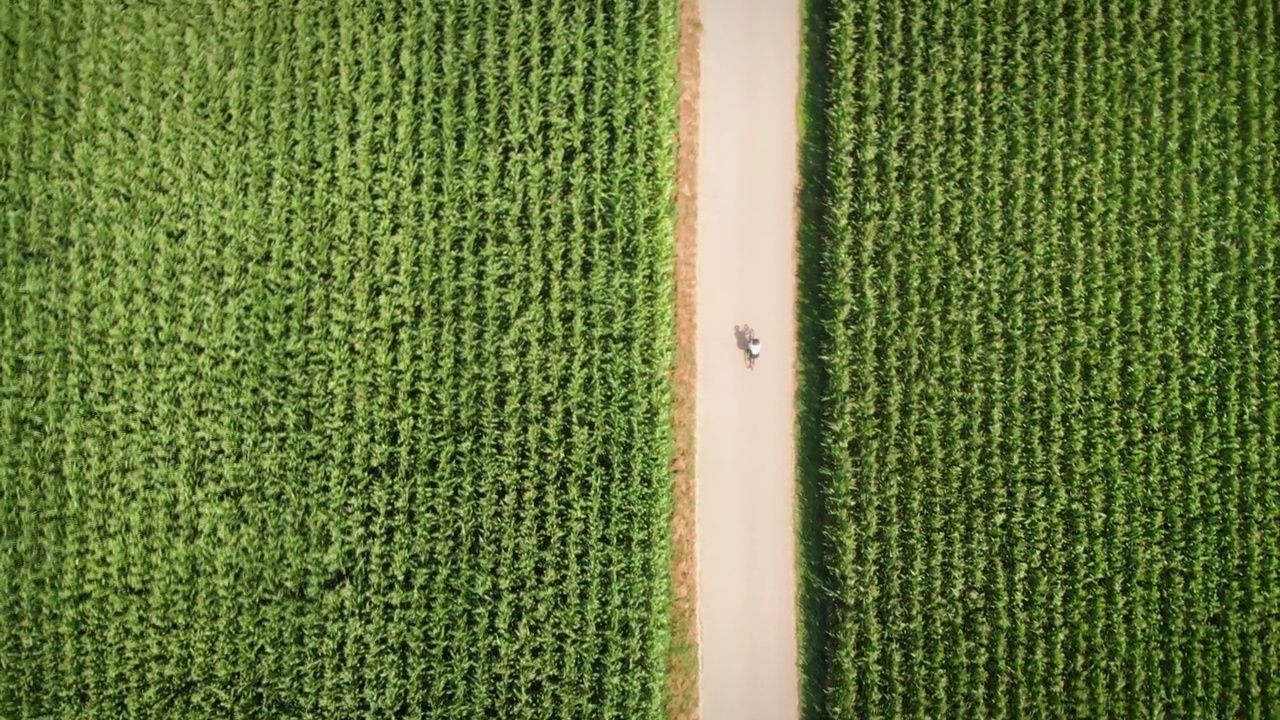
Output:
[{"xmin": 749, "ymin": 339, "xmax": 762, "ymax": 357}]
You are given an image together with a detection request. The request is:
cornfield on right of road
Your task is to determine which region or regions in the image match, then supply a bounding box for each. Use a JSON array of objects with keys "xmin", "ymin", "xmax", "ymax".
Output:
[{"xmin": 798, "ymin": 0, "xmax": 1278, "ymax": 717}]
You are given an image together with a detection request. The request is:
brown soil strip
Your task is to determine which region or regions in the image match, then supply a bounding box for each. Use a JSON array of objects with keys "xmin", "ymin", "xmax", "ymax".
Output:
[{"xmin": 665, "ymin": 0, "xmax": 700, "ymax": 718}]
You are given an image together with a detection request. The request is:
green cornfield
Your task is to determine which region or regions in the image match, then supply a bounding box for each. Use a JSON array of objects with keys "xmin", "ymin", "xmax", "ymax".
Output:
[
  {"xmin": 799, "ymin": 0, "xmax": 1278, "ymax": 717},
  {"xmin": 1, "ymin": 0, "xmax": 678, "ymax": 717}
]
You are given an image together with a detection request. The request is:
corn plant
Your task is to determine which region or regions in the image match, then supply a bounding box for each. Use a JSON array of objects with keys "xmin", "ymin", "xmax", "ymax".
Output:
[
  {"xmin": 799, "ymin": 0, "xmax": 1280, "ymax": 716},
  {"xmin": 0, "ymin": 0, "xmax": 679, "ymax": 717}
]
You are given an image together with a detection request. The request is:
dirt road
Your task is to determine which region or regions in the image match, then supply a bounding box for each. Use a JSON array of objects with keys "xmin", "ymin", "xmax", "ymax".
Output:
[{"xmin": 693, "ymin": 0, "xmax": 801, "ymax": 718}]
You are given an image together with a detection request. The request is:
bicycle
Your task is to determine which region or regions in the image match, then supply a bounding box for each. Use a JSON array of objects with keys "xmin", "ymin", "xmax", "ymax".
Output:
[{"xmin": 743, "ymin": 326, "xmax": 762, "ymax": 370}]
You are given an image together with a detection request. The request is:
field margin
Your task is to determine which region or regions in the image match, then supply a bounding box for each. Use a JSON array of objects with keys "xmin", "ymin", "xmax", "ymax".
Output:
[
  {"xmin": 665, "ymin": 0, "xmax": 702, "ymax": 719},
  {"xmin": 794, "ymin": 0, "xmax": 836, "ymax": 717}
]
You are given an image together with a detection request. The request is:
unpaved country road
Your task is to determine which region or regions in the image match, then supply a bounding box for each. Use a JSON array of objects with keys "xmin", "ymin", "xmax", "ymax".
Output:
[{"xmin": 693, "ymin": 0, "xmax": 800, "ymax": 718}]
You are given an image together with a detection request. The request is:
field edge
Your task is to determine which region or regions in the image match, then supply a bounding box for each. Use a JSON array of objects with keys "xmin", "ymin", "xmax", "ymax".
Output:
[
  {"xmin": 794, "ymin": 0, "xmax": 837, "ymax": 717},
  {"xmin": 665, "ymin": 0, "xmax": 702, "ymax": 719}
]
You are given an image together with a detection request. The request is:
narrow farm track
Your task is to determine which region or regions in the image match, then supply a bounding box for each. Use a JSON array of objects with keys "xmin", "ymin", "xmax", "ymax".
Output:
[{"xmin": 694, "ymin": 0, "xmax": 801, "ymax": 718}]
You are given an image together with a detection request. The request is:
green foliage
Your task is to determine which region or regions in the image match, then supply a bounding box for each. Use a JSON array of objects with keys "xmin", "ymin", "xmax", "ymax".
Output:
[
  {"xmin": 0, "ymin": 0, "xmax": 678, "ymax": 716},
  {"xmin": 800, "ymin": 0, "xmax": 1280, "ymax": 716}
]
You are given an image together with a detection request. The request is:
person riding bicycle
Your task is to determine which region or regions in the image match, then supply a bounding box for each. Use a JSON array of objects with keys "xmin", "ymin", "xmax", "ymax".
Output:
[{"xmin": 748, "ymin": 337, "xmax": 762, "ymax": 359}]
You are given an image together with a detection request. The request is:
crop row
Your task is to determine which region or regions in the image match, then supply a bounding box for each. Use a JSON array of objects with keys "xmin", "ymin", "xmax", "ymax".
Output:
[
  {"xmin": 801, "ymin": 0, "xmax": 1278, "ymax": 716},
  {"xmin": 0, "ymin": 0, "xmax": 678, "ymax": 717}
]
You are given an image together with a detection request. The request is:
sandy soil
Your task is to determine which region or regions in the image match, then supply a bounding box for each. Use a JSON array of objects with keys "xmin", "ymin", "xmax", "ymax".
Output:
[
  {"xmin": 665, "ymin": 0, "xmax": 701, "ymax": 718},
  {"xmin": 693, "ymin": 0, "xmax": 801, "ymax": 718}
]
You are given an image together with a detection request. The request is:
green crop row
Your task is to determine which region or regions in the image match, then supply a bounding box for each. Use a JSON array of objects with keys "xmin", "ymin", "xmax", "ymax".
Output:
[
  {"xmin": 0, "ymin": 0, "xmax": 678, "ymax": 716},
  {"xmin": 799, "ymin": 0, "xmax": 1279, "ymax": 716}
]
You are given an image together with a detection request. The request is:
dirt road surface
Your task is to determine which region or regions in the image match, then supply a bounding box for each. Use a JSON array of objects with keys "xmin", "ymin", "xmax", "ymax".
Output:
[{"xmin": 693, "ymin": 0, "xmax": 800, "ymax": 718}]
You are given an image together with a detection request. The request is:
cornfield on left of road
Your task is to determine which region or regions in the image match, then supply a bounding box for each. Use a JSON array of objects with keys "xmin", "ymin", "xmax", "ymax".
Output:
[{"xmin": 0, "ymin": 0, "xmax": 678, "ymax": 717}]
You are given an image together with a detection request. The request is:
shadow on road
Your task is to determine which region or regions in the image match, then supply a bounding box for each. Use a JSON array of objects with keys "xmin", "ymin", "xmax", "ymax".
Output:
[{"xmin": 733, "ymin": 324, "xmax": 753, "ymax": 352}]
